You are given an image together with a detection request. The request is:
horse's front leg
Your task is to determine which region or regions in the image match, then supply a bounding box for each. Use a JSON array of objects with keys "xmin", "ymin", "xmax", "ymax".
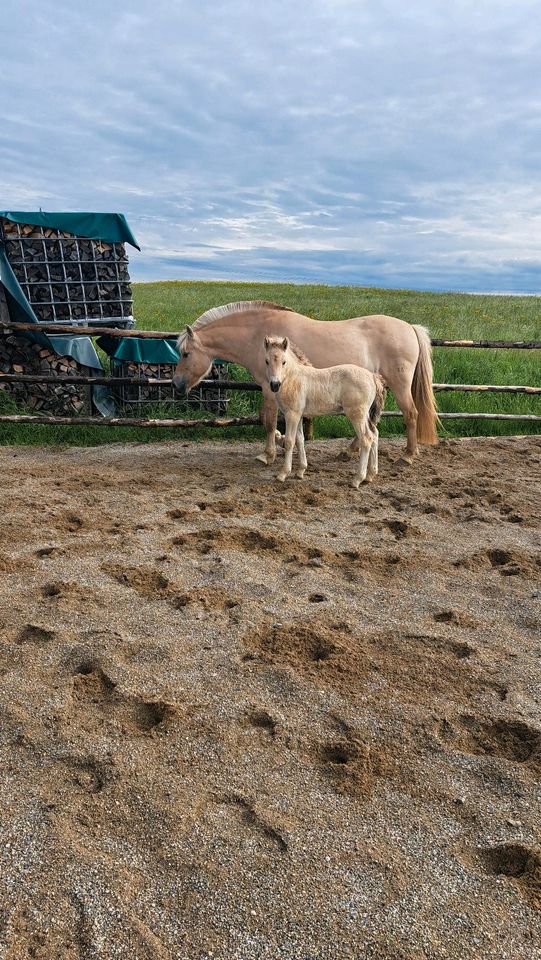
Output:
[
  {"xmin": 256, "ymin": 389, "xmax": 280, "ymax": 465},
  {"xmin": 276, "ymin": 412, "xmax": 301, "ymax": 482}
]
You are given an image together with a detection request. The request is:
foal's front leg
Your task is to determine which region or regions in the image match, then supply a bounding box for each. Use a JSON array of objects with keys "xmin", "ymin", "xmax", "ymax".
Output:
[
  {"xmin": 276, "ymin": 412, "xmax": 301, "ymax": 482},
  {"xmin": 295, "ymin": 420, "xmax": 308, "ymax": 479},
  {"xmin": 256, "ymin": 390, "xmax": 281, "ymax": 465}
]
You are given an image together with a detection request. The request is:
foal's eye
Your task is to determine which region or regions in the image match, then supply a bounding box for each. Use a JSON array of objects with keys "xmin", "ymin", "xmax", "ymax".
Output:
[
  {"xmin": 182, "ymin": 352, "xmax": 190, "ymax": 359},
  {"xmin": 265, "ymin": 359, "xmax": 269, "ymax": 365},
  {"xmin": 282, "ymin": 360, "xmax": 286, "ymax": 365}
]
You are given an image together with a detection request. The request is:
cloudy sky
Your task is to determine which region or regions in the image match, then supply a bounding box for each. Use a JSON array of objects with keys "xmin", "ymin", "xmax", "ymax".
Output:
[{"xmin": 2, "ymin": 0, "xmax": 541, "ymax": 291}]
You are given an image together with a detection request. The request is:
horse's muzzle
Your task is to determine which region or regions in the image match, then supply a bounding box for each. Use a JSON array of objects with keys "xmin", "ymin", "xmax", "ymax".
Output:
[
  {"xmin": 172, "ymin": 375, "xmax": 187, "ymax": 394},
  {"xmin": 270, "ymin": 380, "xmax": 281, "ymax": 393}
]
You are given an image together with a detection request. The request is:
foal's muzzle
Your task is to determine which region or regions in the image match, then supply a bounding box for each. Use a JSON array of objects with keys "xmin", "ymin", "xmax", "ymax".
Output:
[{"xmin": 270, "ymin": 379, "xmax": 281, "ymax": 393}]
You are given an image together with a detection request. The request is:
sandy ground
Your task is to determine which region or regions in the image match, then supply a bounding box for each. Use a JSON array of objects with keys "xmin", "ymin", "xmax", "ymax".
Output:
[{"xmin": 0, "ymin": 434, "xmax": 540, "ymax": 960}]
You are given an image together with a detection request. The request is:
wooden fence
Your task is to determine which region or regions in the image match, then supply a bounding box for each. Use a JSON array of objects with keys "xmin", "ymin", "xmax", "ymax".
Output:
[{"xmin": 1, "ymin": 322, "xmax": 540, "ymax": 428}]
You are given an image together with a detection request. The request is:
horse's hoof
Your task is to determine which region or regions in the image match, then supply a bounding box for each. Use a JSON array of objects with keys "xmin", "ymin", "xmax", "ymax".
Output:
[
  {"xmin": 276, "ymin": 473, "xmax": 287, "ymax": 483},
  {"xmin": 364, "ymin": 473, "xmax": 376, "ymax": 484},
  {"xmin": 351, "ymin": 479, "xmax": 361, "ymax": 490},
  {"xmin": 398, "ymin": 454, "xmax": 414, "ymax": 466},
  {"xmin": 337, "ymin": 450, "xmax": 353, "ymax": 462},
  {"xmin": 256, "ymin": 453, "xmax": 269, "ymax": 464}
]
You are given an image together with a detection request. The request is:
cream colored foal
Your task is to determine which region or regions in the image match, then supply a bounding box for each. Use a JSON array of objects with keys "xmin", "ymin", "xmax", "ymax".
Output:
[{"xmin": 264, "ymin": 336, "xmax": 386, "ymax": 488}]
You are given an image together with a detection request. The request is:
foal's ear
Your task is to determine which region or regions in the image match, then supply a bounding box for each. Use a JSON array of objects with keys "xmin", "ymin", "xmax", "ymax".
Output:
[
  {"xmin": 281, "ymin": 337, "xmax": 288, "ymax": 351},
  {"xmin": 264, "ymin": 336, "xmax": 271, "ymax": 349}
]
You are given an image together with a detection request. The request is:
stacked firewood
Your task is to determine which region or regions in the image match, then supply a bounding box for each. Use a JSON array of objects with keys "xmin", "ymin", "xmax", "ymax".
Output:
[
  {"xmin": 0, "ymin": 329, "xmax": 93, "ymax": 415},
  {"xmin": 1, "ymin": 219, "xmax": 132, "ymax": 323},
  {"xmin": 112, "ymin": 361, "xmax": 230, "ymax": 414}
]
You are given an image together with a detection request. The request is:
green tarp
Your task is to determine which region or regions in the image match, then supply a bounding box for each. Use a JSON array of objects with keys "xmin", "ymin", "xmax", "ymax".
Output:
[
  {"xmin": 98, "ymin": 335, "xmax": 180, "ymax": 365},
  {"xmin": 0, "ymin": 211, "xmax": 139, "ymax": 249}
]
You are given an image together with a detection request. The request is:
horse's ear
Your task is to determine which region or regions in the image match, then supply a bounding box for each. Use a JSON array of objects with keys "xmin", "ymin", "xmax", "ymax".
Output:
[
  {"xmin": 186, "ymin": 325, "xmax": 195, "ymax": 340},
  {"xmin": 281, "ymin": 337, "xmax": 288, "ymax": 351},
  {"xmin": 264, "ymin": 336, "xmax": 271, "ymax": 349}
]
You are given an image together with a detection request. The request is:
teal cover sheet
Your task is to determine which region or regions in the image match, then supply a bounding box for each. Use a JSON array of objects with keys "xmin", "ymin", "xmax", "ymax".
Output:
[{"xmin": 0, "ymin": 211, "xmax": 139, "ymax": 249}]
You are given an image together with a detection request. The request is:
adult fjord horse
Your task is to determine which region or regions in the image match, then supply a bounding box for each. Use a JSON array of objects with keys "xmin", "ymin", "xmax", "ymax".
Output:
[{"xmin": 172, "ymin": 301, "xmax": 438, "ymax": 463}]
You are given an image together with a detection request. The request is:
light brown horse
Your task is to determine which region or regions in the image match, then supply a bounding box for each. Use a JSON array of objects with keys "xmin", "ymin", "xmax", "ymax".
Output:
[
  {"xmin": 264, "ymin": 336, "xmax": 386, "ymax": 488},
  {"xmin": 172, "ymin": 301, "xmax": 438, "ymax": 463}
]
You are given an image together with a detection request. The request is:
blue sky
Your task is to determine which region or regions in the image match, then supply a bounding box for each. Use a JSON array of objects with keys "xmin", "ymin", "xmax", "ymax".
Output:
[{"xmin": 2, "ymin": 0, "xmax": 541, "ymax": 292}]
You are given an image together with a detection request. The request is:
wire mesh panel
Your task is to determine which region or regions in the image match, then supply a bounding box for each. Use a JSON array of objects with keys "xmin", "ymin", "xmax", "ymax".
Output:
[
  {"xmin": 111, "ymin": 361, "xmax": 230, "ymax": 415},
  {"xmin": 1, "ymin": 218, "xmax": 134, "ymax": 328}
]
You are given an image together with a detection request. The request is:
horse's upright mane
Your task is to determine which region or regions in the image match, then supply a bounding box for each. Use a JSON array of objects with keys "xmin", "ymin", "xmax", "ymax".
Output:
[{"xmin": 193, "ymin": 300, "xmax": 294, "ymax": 331}]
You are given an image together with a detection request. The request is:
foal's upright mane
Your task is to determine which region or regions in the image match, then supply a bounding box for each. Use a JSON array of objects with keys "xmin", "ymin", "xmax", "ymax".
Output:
[{"xmin": 266, "ymin": 335, "xmax": 313, "ymax": 367}]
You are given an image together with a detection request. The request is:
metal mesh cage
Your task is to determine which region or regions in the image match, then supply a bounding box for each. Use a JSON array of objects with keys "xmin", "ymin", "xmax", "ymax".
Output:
[
  {"xmin": 1, "ymin": 218, "xmax": 134, "ymax": 328},
  {"xmin": 111, "ymin": 360, "xmax": 230, "ymax": 415}
]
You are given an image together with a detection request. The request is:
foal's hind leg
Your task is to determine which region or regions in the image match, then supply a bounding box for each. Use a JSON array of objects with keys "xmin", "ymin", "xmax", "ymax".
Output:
[
  {"xmin": 347, "ymin": 414, "xmax": 373, "ymax": 489},
  {"xmin": 366, "ymin": 427, "xmax": 379, "ymax": 482}
]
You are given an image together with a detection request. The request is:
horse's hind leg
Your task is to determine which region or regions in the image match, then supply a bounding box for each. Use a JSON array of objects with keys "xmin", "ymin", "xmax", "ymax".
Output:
[{"xmin": 391, "ymin": 372, "xmax": 418, "ymax": 462}]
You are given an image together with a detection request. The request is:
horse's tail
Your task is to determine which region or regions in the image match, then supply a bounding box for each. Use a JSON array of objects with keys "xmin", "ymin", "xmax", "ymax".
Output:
[
  {"xmin": 411, "ymin": 325, "xmax": 440, "ymax": 445},
  {"xmin": 368, "ymin": 374, "xmax": 386, "ymax": 431}
]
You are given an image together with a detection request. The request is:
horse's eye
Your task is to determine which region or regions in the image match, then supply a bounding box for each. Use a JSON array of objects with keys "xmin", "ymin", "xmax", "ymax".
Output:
[
  {"xmin": 183, "ymin": 352, "xmax": 190, "ymax": 359},
  {"xmin": 282, "ymin": 360, "xmax": 286, "ymax": 365},
  {"xmin": 265, "ymin": 359, "xmax": 269, "ymax": 365}
]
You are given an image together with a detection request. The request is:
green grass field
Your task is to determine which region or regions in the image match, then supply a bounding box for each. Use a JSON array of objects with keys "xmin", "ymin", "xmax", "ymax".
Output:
[{"xmin": 1, "ymin": 281, "xmax": 540, "ymax": 446}]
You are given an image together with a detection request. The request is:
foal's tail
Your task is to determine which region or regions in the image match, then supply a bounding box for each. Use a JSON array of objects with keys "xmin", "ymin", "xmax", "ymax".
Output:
[
  {"xmin": 368, "ymin": 374, "xmax": 386, "ymax": 431},
  {"xmin": 412, "ymin": 325, "xmax": 440, "ymax": 445}
]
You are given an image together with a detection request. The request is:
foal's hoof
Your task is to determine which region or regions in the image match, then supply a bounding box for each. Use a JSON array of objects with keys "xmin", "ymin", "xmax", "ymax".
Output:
[
  {"xmin": 276, "ymin": 473, "xmax": 287, "ymax": 483},
  {"xmin": 256, "ymin": 452, "xmax": 276, "ymax": 465},
  {"xmin": 295, "ymin": 471, "xmax": 306, "ymax": 480},
  {"xmin": 364, "ymin": 473, "xmax": 377, "ymax": 484},
  {"xmin": 398, "ymin": 454, "xmax": 415, "ymax": 466},
  {"xmin": 351, "ymin": 479, "xmax": 361, "ymax": 490},
  {"xmin": 337, "ymin": 449, "xmax": 353, "ymax": 462}
]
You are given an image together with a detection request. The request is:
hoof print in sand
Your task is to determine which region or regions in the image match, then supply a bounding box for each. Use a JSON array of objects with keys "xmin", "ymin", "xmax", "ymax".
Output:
[
  {"xmin": 71, "ymin": 663, "xmax": 175, "ymax": 736},
  {"xmin": 445, "ymin": 715, "xmax": 541, "ymax": 769},
  {"xmin": 454, "ymin": 548, "xmax": 541, "ymax": 579},
  {"xmin": 216, "ymin": 794, "xmax": 288, "ymax": 853},
  {"xmin": 246, "ymin": 708, "xmax": 277, "ymax": 737},
  {"xmin": 316, "ymin": 737, "xmax": 389, "ymax": 800},
  {"xmin": 17, "ymin": 624, "xmax": 55, "ymax": 645},
  {"xmin": 480, "ymin": 843, "xmax": 541, "ymax": 911},
  {"xmin": 433, "ymin": 610, "xmax": 479, "ymax": 629}
]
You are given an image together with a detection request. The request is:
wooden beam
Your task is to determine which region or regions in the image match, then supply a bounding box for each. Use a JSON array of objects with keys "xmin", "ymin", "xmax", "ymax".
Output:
[
  {"xmin": 0, "ymin": 412, "xmax": 540, "ymax": 427},
  {"xmin": 1, "ymin": 323, "xmax": 540, "ymax": 350}
]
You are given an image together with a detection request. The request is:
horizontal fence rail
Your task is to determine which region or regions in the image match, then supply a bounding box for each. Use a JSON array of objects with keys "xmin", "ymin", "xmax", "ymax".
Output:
[
  {"xmin": 1, "ymin": 322, "xmax": 540, "ymax": 350},
  {"xmin": 1, "ymin": 371, "xmax": 541, "ymax": 402},
  {"xmin": 1, "ymin": 372, "xmax": 540, "ymax": 395},
  {"xmin": 0, "ymin": 412, "xmax": 540, "ymax": 427}
]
